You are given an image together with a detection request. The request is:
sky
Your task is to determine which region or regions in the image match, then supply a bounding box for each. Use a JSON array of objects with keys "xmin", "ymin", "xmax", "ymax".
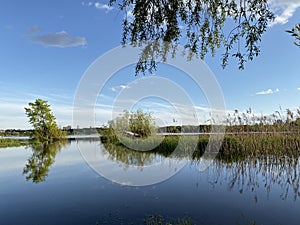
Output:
[{"xmin": 0, "ymin": 0, "xmax": 300, "ymax": 129}]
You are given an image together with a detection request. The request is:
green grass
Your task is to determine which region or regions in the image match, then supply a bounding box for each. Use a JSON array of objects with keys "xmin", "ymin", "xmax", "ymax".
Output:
[
  {"xmin": 100, "ymin": 132, "xmax": 300, "ymax": 162},
  {"xmin": 0, "ymin": 138, "xmax": 29, "ymax": 148}
]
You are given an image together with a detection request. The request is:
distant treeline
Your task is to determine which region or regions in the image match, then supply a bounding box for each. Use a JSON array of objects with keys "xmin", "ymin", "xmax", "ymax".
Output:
[
  {"xmin": 157, "ymin": 121, "xmax": 300, "ymax": 133},
  {"xmin": 3, "ymin": 119, "xmax": 300, "ymax": 137},
  {"xmin": 1, "ymin": 128, "xmax": 100, "ymax": 137},
  {"xmin": 0, "ymin": 129, "xmax": 33, "ymax": 136}
]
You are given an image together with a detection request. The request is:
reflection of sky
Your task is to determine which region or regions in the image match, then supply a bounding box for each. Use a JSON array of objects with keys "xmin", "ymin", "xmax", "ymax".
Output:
[
  {"xmin": 0, "ymin": 147, "xmax": 31, "ymax": 173},
  {"xmin": 1, "ymin": 140, "xmax": 300, "ymax": 225},
  {"xmin": 53, "ymin": 142, "xmax": 85, "ymax": 166},
  {"xmin": 78, "ymin": 140, "xmax": 188, "ymax": 186},
  {"xmin": 0, "ymin": 142, "xmax": 83, "ymax": 173}
]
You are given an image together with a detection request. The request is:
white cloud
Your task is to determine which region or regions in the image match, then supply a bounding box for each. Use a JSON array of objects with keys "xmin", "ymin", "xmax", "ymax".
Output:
[
  {"xmin": 0, "ymin": 88, "xmax": 74, "ymax": 129},
  {"xmin": 94, "ymin": 2, "xmax": 114, "ymax": 12},
  {"xmin": 0, "ymin": 100, "xmax": 73, "ymax": 129},
  {"xmin": 256, "ymin": 88, "xmax": 280, "ymax": 95},
  {"xmin": 81, "ymin": 1, "xmax": 113, "ymax": 12},
  {"xmin": 31, "ymin": 31, "xmax": 87, "ymax": 48},
  {"xmin": 297, "ymin": 87, "xmax": 300, "ymax": 91},
  {"xmin": 256, "ymin": 89, "xmax": 273, "ymax": 95},
  {"xmin": 110, "ymin": 84, "xmax": 130, "ymax": 92},
  {"xmin": 119, "ymin": 85, "xmax": 128, "ymax": 89},
  {"xmin": 269, "ymin": 0, "xmax": 300, "ymax": 25}
]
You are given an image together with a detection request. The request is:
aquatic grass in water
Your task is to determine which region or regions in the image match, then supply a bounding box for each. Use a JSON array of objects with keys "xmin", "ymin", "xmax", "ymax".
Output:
[
  {"xmin": 118, "ymin": 134, "xmax": 165, "ymax": 152},
  {"xmin": 100, "ymin": 106, "xmax": 300, "ymax": 161},
  {"xmin": 100, "ymin": 132, "xmax": 300, "ymax": 162},
  {"xmin": 236, "ymin": 133, "xmax": 300, "ymax": 156}
]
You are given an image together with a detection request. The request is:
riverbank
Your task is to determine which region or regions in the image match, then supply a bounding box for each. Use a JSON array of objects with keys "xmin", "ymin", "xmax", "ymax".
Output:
[
  {"xmin": 0, "ymin": 135, "xmax": 101, "ymax": 148},
  {"xmin": 0, "ymin": 138, "xmax": 29, "ymax": 148}
]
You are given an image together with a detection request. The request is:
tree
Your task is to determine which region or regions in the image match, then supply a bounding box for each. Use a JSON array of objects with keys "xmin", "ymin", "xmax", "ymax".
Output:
[
  {"xmin": 109, "ymin": 109, "xmax": 156, "ymax": 138},
  {"xmin": 128, "ymin": 109, "xmax": 154, "ymax": 137},
  {"xmin": 25, "ymin": 99, "xmax": 66, "ymax": 142},
  {"xmin": 109, "ymin": 0, "xmax": 275, "ymax": 74}
]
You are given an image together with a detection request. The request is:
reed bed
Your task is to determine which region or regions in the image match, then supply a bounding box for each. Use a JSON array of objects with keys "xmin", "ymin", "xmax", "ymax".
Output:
[
  {"xmin": 100, "ymin": 107, "xmax": 300, "ymax": 161},
  {"xmin": 101, "ymin": 133, "xmax": 300, "ymax": 162}
]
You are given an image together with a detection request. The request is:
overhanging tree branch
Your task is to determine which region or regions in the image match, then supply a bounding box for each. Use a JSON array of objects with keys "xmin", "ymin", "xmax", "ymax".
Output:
[
  {"xmin": 286, "ymin": 23, "xmax": 300, "ymax": 47},
  {"xmin": 109, "ymin": 0, "xmax": 275, "ymax": 74}
]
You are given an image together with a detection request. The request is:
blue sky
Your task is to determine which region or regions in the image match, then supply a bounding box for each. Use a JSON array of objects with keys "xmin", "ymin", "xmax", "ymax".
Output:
[{"xmin": 1, "ymin": 0, "xmax": 300, "ymax": 129}]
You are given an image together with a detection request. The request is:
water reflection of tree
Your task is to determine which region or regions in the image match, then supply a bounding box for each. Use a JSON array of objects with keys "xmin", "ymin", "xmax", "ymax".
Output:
[
  {"xmin": 199, "ymin": 156, "xmax": 300, "ymax": 202},
  {"xmin": 101, "ymin": 143, "xmax": 159, "ymax": 170},
  {"xmin": 23, "ymin": 141, "xmax": 67, "ymax": 183}
]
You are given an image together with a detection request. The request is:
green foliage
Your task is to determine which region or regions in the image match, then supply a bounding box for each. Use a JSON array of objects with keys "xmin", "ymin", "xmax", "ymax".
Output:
[
  {"xmin": 154, "ymin": 136, "xmax": 180, "ymax": 156},
  {"xmin": 109, "ymin": 109, "xmax": 156, "ymax": 138},
  {"xmin": 2, "ymin": 129, "xmax": 32, "ymax": 137},
  {"xmin": 286, "ymin": 23, "xmax": 300, "ymax": 47},
  {"xmin": 100, "ymin": 106, "xmax": 300, "ymax": 162},
  {"xmin": 24, "ymin": 99, "xmax": 66, "ymax": 142},
  {"xmin": 109, "ymin": 0, "xmax": 274, "ymax": 74},
  {"xmin": 100, "ymin": 110, "xmax": 159, "ymax": 151},
  {"xmin": 129, "ymin": 109, "xmax": 154, "ymax": 137},
  {"xmin": 100, "ymin": 120, "xmax": 118, "ymax": 143},
  {"xmin": 101, "ymin": 129, "xmax": 300, "ymax": 164}
]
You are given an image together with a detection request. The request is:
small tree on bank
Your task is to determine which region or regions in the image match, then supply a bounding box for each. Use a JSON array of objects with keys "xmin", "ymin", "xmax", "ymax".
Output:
[
  {"xmin": 129, "ymin": 109, "xmax": 153, "ymax": 137},
  {"xmin": 109, "ymin": 109, "xmax": 156, "ymax": 138},
  {"xmin": 25, "ymin": 99, "xmax": 66, "ymax": 142}
]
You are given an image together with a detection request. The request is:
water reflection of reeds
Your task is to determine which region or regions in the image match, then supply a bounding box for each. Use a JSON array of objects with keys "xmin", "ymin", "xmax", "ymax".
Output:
[
  {"xmin": 101, "ymin": 133, "xmax": 300, "ymax": 202},
  {"xmin": 193, "ymin": 155, "xmax": 300, "ymax": 202}
]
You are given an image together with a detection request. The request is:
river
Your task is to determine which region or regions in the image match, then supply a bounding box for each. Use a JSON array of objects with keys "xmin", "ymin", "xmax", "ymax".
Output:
[{"xmin": 0, "ymin": 139, "xmax": 299, "ymax": 225}]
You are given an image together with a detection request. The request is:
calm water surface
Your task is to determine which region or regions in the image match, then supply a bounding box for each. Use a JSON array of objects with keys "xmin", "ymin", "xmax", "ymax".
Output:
[{"xmin": 0, "ymin": 139, "xmax": 299, "ymax": 225}]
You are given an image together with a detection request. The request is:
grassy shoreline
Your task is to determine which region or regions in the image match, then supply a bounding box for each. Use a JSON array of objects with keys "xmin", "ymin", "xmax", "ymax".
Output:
[
  {"xmin": 100, "ymin": 131, "xmax": 300, "ymax": 161},
  {"xmin": 0, "ymin": 138, "xmax": 30, "ymax": 148}
]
